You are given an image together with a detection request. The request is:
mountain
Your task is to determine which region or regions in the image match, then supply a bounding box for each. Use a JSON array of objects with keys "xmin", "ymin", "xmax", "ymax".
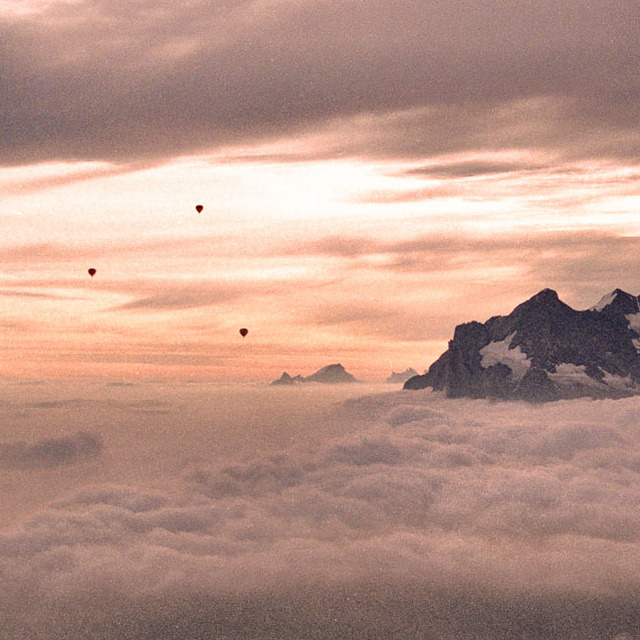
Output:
[
  {"xmin": 270, "ymin": 364, "xmax": 360, "ymax": 385},
  {"xmin": 404, "ymin": 288, "xmax": 640, "ymax": 401},
  {"xmin": 386, "ymin": 368, "xmax": 419, "ymax": 384},
  {"xmin": 305, "ymin": 364, "xmax": 359, "ymax": 384},
  {"xmin": 269, "ymin": 372, "xmax": 306, "ymax": 386}
]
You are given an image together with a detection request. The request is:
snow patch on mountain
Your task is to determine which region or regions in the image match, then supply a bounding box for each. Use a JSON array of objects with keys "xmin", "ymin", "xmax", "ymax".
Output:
[
  {"xmin": 591, "ymin": 291, "xmax": 618, "ymax": 312},
  {"xmin": 548, "ymin": 363, "xmax": 593, "ymax": 386},
  {"xmin": 479, "ymin": 333, "xmax": 530, "ymax": 380},
  {"xmin": 600, "ymin": 369, "xmax": 635, "ymax": 389},
  {"xmin": 626, "ymin": 312, "xmax": 640, "ymax": 352},
  {"xmin": 548, "ymin": 363, "xmax": 637, "ymax": 395}
]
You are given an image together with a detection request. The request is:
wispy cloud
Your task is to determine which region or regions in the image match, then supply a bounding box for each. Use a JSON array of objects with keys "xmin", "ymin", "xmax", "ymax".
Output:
[
  {"xmin": 405, "ymin": 159, "xmax": 544, "ymax": 178},
  {"xmin": 111, "ymin": 283, "xmax": 245, "ymax": 311},
  {"xmin": 0, "ymin": 289, "xmax": 79, "ymax": 300}
]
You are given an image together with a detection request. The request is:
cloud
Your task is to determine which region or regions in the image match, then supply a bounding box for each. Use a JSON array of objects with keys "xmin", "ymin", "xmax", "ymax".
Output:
[
  {"xmin": 297, "ymin": 236, "xmax": 381, "ymax": 258},
  {"xmin": 290, "ymin": 230, "xmax": 640, "ymax": 298},
  {"xmin": 1, "ymin": 386, "xmax": 640, "ymax": 638},
  {"xmin": 405, "ymin": 159, "xmax": 544, "ymax": 178},
  {"xmin": 111, "ymin": 286, "xmax": 241, "ymax": 311},
  {"xmin": 4, "ymin": 228, "xmax": 639, "ymax": 358},
  {"xmin": 0, "ymin": 242, "xmax": 85, "ymax": 263},
  {"xmin": 0, "ymin": 431, "xmax": 101, "ymax": 469},
  {"xmin": 301, "ymin": 300, "xmax": 456, "ymax": 342},
  {"xmin": 107, "ymin": 272, "xmax": 323, "ymax": 312},
  {"xmin": 249, "ymin": 229, "xmax": 640, "ymax": 344},
  {"xmin": 2, "ymin": 0, "xmax": 638, "ymax": 166},
  {"xmin": 0, "ymin": 289, "xmax": 77, "ymax": 300},
  {"xmin": 0, "ymin": 160, "xmax": 146, "ymax": 195}
]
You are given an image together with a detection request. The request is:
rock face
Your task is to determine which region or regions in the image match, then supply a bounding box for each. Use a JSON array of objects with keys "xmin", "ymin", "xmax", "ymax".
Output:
[
  {"xmin": 386, "ymin": 368, "xmax": 419, "ymax": 384},
  {"xmin": 270, "ymin": 364, "xmax": 359, "ymax": 385},
  {"xmin": 404, "ymin": 288, "xmax": 640, "ymax": 401}
]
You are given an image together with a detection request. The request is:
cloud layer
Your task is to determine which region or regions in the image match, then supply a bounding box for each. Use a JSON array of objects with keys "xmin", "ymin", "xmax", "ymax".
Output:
[
  {"xmin": 1, "ymin": 383, "xmax": 640, "ymax": 638},
  {"xmin": 0, "ymin": 431, "xmax": 101, "ymax": 469}
]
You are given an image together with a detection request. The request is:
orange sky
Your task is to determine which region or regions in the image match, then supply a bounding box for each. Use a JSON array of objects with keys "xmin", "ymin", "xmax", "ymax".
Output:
[
  {"xmin": 2, "ymin": 1, "xmax": 640, "ymax": 381},
  {"xmin": 3, "ymin": 146, "xmax": 640, "ymax": 382}
]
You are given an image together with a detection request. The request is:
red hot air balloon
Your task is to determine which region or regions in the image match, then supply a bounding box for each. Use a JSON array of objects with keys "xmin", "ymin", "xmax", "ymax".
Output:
[
  {"xmin": 195, "ymin": 205, "xmax": 203, "ymax": 213},
  {"xmin": 239, "ymin": 328, "xmax": 248, "ymax": 337},
  {"xmin": 88, "ymin": 268, "xmax": 96, "ymax": 277}
]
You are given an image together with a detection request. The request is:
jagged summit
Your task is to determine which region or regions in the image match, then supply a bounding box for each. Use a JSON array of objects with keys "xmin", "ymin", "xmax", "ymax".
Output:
[
  {"xmin": 504, "ymin": 288, "xmax": 574, "ymax": 326},
  {"xmin": 270, "ymin": 372, "xmax": 305, "ymax": 386},
  {"xmin": 592, "ymin": 288, "xmax": 640, "ymax": 315},
  {"xmin": 405, "ymin": 288, "xmax": 640, "ymax": 401}
]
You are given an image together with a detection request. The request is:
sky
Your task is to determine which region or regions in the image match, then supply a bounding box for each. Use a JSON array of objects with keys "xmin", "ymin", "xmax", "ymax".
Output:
[
  {"xmin": 1, "ymin": 380, "xmax": 640, "ymax": 639},
  {"xmin": 2, "ymin": 0, "xmax": 640, "ymax": 381}
]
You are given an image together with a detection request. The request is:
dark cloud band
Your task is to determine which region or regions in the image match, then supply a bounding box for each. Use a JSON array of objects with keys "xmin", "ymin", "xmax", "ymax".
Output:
[{"xmin": 2, "ymin": 0, "xmax": 638, "ymax": 166}]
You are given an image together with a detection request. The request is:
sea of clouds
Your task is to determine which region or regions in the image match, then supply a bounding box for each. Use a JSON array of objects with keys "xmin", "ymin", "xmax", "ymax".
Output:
[{"xmin": 0, "ymin": 381, "xmax": 639, "ymax": 639}]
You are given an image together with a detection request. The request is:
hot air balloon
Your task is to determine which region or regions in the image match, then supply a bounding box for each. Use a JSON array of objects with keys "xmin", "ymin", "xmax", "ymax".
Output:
[
  {"xmin": 239, "ymin": 328, "xmax": 248, "ymax": 337},
  {"xmin": 195, "ymin": 205, "xmax": 203, "ymax": 213},
  {"xmin": 88, "ymin": 268, "xmax": 96, "ymax": 277}
]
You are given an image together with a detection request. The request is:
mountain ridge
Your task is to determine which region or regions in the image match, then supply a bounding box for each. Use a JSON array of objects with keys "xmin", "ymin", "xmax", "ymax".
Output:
[
  {"xmin": 270, "ymin": 363, "xmax": 360, "ymax": 385},
  {"xmin": 404, "ymin": 288, "xmax": 640, "ymax": 401}
]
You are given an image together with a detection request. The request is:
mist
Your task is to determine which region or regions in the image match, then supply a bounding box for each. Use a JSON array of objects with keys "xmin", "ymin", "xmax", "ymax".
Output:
[{"xmin": 1, "ymin": 380, "xmax": 639, "ymax": 639}]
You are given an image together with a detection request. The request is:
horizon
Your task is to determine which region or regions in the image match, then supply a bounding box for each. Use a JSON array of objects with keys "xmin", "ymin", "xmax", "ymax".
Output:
[
  {"xmin": 0, "ymin": 282, "xmax": 635, "ymax": 385},
  {"xmin": 1, "ymin": 287, "xmax": 640, "ymax": 385}
]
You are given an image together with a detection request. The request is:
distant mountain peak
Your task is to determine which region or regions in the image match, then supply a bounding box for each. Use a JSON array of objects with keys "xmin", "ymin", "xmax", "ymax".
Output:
[
  {"xmin": 386, "ymin": 368, "xmax": 419, "ymax": 384},
  {"xmin": 304, "ymin": 363, "xmax": 359, "ymax": 384},
  {"xmin": 270, "ymin": 364, "xmax": 359, "ymax": 385},
  {"xmin": 405, "ymin": 288, "xmax": 640, "ymax": 401}
]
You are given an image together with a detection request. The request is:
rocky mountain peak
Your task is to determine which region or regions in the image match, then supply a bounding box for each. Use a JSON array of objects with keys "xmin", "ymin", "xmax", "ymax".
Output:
[
  {"xmin": 509, "ymin": 288, "xmax": 573, "ymax": 320},
  {"xmin": 405, "ymin": 288, "xmax": 640, "ymax": 401},
  {"xmin": 527, "ymin": 287, "xmax": 559, "ymax": 303},
  {"xmin": 592, "ymin": 289, "xmax": 640, "ymax": 315}
]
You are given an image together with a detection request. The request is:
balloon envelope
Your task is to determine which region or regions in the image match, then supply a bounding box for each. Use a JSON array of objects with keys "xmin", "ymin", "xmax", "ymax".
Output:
[
  {"xmin": 239, "ymin": 328, "xmax": 248, "ymax": 337},
  {"xmin": 195, "ymin": 205, "xmax": 203, "ymax": 213},
  {"xmin": 88, "ymin": 268, "xmax": 96, "ymax": 277}
]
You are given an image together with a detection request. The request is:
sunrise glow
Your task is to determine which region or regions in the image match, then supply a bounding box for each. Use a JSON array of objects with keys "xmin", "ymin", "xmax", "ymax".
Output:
[{"xmin": 3, "ymin": 1, "xmax": 640, "ymax": 382}]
